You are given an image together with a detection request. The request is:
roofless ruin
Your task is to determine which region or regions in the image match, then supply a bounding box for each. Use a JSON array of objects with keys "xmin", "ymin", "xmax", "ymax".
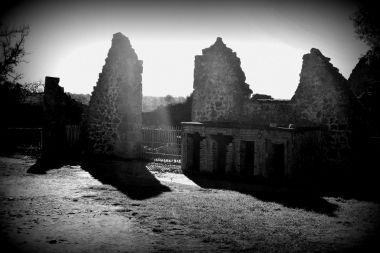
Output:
[
  {"xmin": 182, "ymin": 38, "xmax": 364, "ymax": 180},
  {"xmin": 41, "ymin": 34, "xmax": 367, "ymax": 182}
]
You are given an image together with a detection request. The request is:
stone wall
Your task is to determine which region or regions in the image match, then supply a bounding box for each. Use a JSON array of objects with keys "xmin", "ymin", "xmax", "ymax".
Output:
[
  {"xmin": 181, "ymin": 122, "xmax": 323, "ymax": 180},
  {"xmin": 291, "ymin": 48, "xmax": 362, "ymax": 169},
  {"xmin": 192, "ymin": 37, "xmax": 252, "ymax": 122},
  {"xmin": 348, "ymin": 48, "xmax": 380, "ymax": 136},
  {"xmin": 87, "ymin": 33, "xmax": 142, "ymax": 158},
  {"xmin": 43, "ymin": 76, "xmax": 85, "ymax": 159},
  {"xmin": 348, "ymin": 48, "xmax": 380, "ymax": 97},
  {"xmin": 191, "ymin": 37, "xmax": 295, "ymax": 126},
  {"xmin": 189, "ymin": 40, "xmax": 367, "ymax": 177},
  {"xmin": 243, "ymin": 99, "xmax": 294, "ymax": 126}
]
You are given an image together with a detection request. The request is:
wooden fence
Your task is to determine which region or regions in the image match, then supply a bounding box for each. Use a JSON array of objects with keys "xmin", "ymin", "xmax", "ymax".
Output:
[{"xmin": 141, "ymin": 126, "xmax": 182, "ymax": 163}]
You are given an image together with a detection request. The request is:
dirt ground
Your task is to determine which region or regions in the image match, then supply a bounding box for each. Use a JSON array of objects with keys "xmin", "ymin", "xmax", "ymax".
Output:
[{"xmin": 1, "ymin": 155, "xmax": 379, "ymax": 252}]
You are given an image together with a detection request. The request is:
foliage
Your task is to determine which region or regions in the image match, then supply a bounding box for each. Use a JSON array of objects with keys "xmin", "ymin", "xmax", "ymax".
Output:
[
  {"xmin": 23, "ymin": 80, "xmax": 44, "ymax": 93},
  {"xmin": 67, "ymin": 92, "xmax": 91, "ymax": 105},
  {"xmin": 142, "ymin": 95, "xmax": 186, "ymax": 112},
  {"xmin": 164, "ymin": 94, "xmax": 175, "ymax": 104},
  {"xmin": 349, "ymin": 3, "xmax": 380, "ymax": 136},
  {"xmin": 143, "ymin": 93, "xmax": 192, "ymax": 126},
  {"xmin": 350, "ymin": 2, "xmax": 380, "ymax": 49},
  {"xmin": 0, "ymin": 81, "xmax": 43, "ymax": 128},
  {"xmin": 0, "ymin": 24, "xmax": 30, "ymax": 83}
]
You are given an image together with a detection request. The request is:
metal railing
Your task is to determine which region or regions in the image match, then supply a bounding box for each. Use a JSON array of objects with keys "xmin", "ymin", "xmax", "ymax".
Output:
[{"xmin": 141, "ymin": 126, "xmax": 182, "ymax": 163}]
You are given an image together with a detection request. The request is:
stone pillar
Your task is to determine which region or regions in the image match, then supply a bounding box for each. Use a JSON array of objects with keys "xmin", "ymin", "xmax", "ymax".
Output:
[
  {"xmin": 192, "ymin": 37, "xmax": 252, "ymax": 122},
  {"xmin": 225, "ymin": 142, "xmax": 234, "ymax": 173},
  {"xmin": 88, "ymin": 33, "xmax": 142, "ymax": 159},
  {"xmin": 181, "ymin": 133, "xmax": 189, "ymax": 172},
  {"xmin": 234, "ymin": 138, "xmax": 241, "ymax": 174},
  {"xmin": 199, "ymin": 138, "xmax": 208, "ymax": 173},
  {"xmin": 43, "ymin": 77, "xmax": 66, "ymax": 159}
]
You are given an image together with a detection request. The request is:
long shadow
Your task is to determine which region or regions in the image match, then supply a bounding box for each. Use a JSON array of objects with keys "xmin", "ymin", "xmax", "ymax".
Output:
[
  {"xmin": 185, "ymin": 173, "xmax": 338, "ymax": 216},
  {"xmin": 27, "ymin": 157, "xmax": 78, "ymax": 174},
  {"xmin": 313, "ymin": 179, "xmax": 380, "ymax": 204},
  {"xmin": 28, "ymin": 155, "xmax": 171, "ymax": 200},
  {"xmin": 80, "ymin": 157, "xmax": 171, "ymax": 200}
]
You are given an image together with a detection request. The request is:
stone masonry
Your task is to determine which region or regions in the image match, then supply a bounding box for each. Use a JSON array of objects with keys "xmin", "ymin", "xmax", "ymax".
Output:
[
  {"xmin": 192, "ymin": 37, "xmax": 293, "ymax": 126},
  {"xmin": 291, "ymin": 48, "xmax": 360, "ymax": 169},
  {"xmin": 192, "ymin": 37, "xmax": 252, "ymax": 122},
  {"xmin": 43, "ymin": 76, "xmax": 84, "ymax": 159},
  {"xmin": 184, "ymin": 40, "xmax": 366, "ymax": 179},
  {"xmin": 88, "ymin": 33, "xmax": 143, "ymax": 158}
]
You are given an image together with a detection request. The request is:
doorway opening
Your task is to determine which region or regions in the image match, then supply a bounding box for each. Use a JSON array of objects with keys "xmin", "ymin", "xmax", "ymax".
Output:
[
  {"xmin": 266, "ymin": 141, "xmax": 285, "ymax": 179},
  {"xmin": 240, "ymin": 141, "xmax": 255, "ymax": 176}
]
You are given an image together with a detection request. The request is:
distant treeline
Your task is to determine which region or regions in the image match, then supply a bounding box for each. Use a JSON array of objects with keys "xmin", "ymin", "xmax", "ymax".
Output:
[
  {"xmin": 67, "ymin": 93, "xmax": 91, "ymax": 105},
  {"xmin": 0, "ymin": 82, "xmax": 43, "ymax": 128},
  {"xmin": 142, "ymin": 94, "xmax": 192, "ymax": 127},
  {"xmin": 67, "ymin": 93, "xmax": 186, "ymax": 113},
  {"xmin": 1, "ymin": 81, "xmax": 192, "ymax": 128},
  {"xmin": 66, "ymin": 92, "xmax": 192, "ymax": 127},
  {"xmin": 142, "ymin": 95, "xmax": 186, "ymax": 112}
]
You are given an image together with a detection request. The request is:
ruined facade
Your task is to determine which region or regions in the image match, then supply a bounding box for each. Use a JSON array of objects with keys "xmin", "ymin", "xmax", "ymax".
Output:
[
  {"xmin": 348, "ymin": 48, "xmax": 380, "ymax": 136},
  {"xmin": 43, "ymin": 76, "xmax": 84, "ymax": 159},
  {"xmin": 88, "ymin": 33, "xmax": 143, "ymax": 158},
  {"xmin": 192, "ymin": 37, "xmax": 252, "ymax": 122},
  {"xmin": 191, "ymin": 37, "xmax": 294, "ymax": 126},
  {"xmin": 291, "ymin": 48, "xmax": 362, "ymax": 169},
  {"xmin": 182, "ymin": 38, "xmax": 364, "ymax": 180},
  {"xmin": 182, "ymin": 122, "xmax": 323, "ymax": 180}
]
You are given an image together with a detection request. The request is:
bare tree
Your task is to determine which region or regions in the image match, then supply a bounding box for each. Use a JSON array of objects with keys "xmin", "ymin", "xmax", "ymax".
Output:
[{"xmin": 0, "ymin": 24, "xmax": 30, "ymax": 83}]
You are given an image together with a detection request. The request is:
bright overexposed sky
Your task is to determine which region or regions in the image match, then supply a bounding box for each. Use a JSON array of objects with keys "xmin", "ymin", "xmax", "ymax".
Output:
[{"xmin": 1, "ymin": 0, "xmax": 368, "ymax": 98}]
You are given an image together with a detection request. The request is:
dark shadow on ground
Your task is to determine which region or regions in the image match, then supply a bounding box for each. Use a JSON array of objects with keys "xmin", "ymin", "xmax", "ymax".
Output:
[
  {"xmin": 27, "ymin": 155, "xmax": 171, "ymax": 200},
  {"xmin": 314, "ymin": 179, "xmax": 380, "ymax": 204},
  {"xmin": 27, "ymin": 156, "xmax": 80, "ymax": 174},
  {"xmin": 185, "ymin": 172, "xmax": 338, "ymax": 216},
  {"xmin": 80, "ymin": 157, "xmax": 171, "ymax": 200}
]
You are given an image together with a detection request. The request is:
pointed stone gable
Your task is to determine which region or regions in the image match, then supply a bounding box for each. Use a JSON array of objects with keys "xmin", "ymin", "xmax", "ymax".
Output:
[
  {"xmin": 292, "ymin": 48, "xmax": 353, "ymax": 127},
  {"xmin": 348, "ymin": 48, "xmax": 380, "ymax": 135},
  {"xmin": 192, "ymin": 37, "xmax": 252, "ymax": 122},
  {"xmin": 291, "ymin": 48, "xmax": 361, "ymax": 166},
  {"xmin": 88, "ymin": 33, "xmax": 142, "ymax": 158}
]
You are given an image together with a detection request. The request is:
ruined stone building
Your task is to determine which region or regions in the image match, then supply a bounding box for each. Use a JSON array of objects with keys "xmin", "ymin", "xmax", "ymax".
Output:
[
  {"xmin": 37, "ymin": 34, "xmax": 367, "ymax": 179},
  {"xmin": 182, "ymin": 38, "xmax": 365, "ymax": 181},
  {"xmin": 192, "ymin": 37, "xmax": 252, "ymax": 122},
  {"xmin": 43, "ymin": 76, "xmax": 85, "ymax": 159},
  {"xmin": 87, "ymin": 33, "xmax": 143, "ymax": 159}
]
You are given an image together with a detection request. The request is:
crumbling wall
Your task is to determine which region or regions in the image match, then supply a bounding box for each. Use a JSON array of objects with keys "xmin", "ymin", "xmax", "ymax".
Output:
[
  {"xmin": 348, "ymin": 48, "xmax": 380, "ymax": 97},
  {"xmin": 348, "ymin": 49, "xmax": 379, "ymax": 176},
  {"xmin": 348, "ymin": 48, "xmax": 380, "ymax": 136},
  {"xmin": 192, "ymin": 37, "xmax": 252, "ymax": 122},
  {"xmin": 87, "ymin": 33, "xmax": 142, "ymax": 158},
  {"xmin": 43, "ymin": 76, "xmax": 84, "ymax": 159},
  {"xmin": 243, "ymin": 99, "xmax": 294, "ymax": 126},
  {"xmin": 291, "ymin": 48, "xmax": 361, "ymax": 169},
  {"xmin": 191, "ymin": 37, "xmax": 296, "ymax": 126},
  {"xmin": 188, "ymin": 39, "xmax": 369, "ymax": 179}
]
